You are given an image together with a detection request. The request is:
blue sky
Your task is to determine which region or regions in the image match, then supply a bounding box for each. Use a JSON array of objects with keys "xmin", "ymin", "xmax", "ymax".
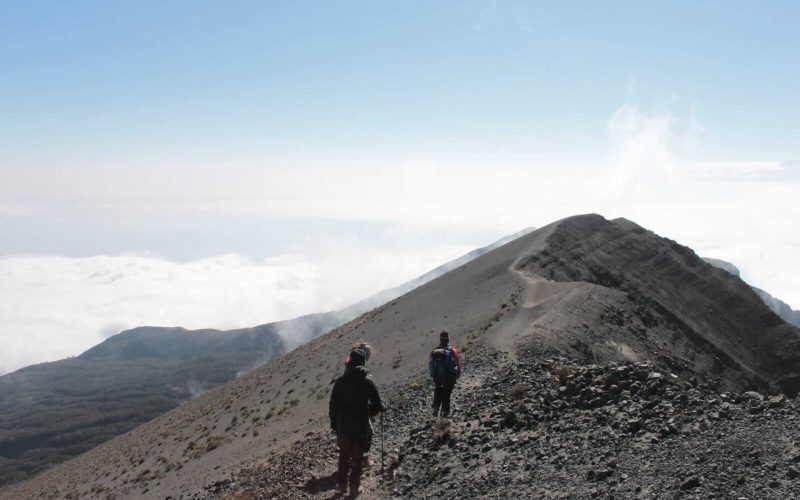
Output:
[
  {"xmin": 1, "ymin": 1, "xmax": 798, "ymax": 372},
  {"xmin": 2, "ymin": 1, "xmax": 797, "ymax": 164}
]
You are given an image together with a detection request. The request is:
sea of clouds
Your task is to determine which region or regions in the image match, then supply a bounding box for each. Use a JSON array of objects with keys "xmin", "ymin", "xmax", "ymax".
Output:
[{"xmin": 0, "ymin": 244, "xmax": 472, "ymax": 375}]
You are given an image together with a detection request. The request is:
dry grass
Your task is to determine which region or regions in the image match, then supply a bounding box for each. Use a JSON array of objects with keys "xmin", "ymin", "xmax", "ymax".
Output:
[
  {"xmin": 206, "ymin": 435, "xmax": 225, "ymax": 452},
  {"xmin": 223, "ymin": 492, "xmax": 255, "ymax": 500},
  {"xmin": 133, "ymin": 469, "xmax": 154, "ymax": 483},
  {"xmin": 554, "ymin": 364, "xmax": 572, "ymax": 386},
  {"xmin": 432, "ymin": 418, "xmax": 452, "ymax": 442},
  {"xmin": 394, "ymin": 394, "xmax": 409, "ymax": 410},
  {"xmin": 509, "ymin": 383, "xmax": 530, "ymax": 399}
]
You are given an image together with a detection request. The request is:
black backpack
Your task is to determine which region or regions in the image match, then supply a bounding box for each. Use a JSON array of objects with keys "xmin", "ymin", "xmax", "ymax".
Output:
[{"xmin": 431, "ymin": 347, "xmax": 458, "ymax": 380}]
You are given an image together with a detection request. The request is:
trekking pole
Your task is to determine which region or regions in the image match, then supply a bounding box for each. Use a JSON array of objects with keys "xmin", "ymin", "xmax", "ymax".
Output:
[{"xmin": 380, "ymin": 410, "xmax": 385, "ymax": 474}]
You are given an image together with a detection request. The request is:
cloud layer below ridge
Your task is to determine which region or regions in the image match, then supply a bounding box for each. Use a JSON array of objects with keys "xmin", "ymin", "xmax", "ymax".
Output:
[{"xmin": 0, "ymin": 244, "xmax": 472, "ymax": 375}]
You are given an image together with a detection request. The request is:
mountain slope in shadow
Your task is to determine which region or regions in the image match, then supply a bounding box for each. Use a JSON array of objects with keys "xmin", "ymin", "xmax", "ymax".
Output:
[{"xmin": 704, "ymin": 257, "xmax": 800, "ymax": 328}]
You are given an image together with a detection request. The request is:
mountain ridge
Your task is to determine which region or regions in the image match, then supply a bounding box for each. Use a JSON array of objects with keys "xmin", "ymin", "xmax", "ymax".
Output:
[{"xmin": 703, "ymin": 257, "xmax": 800, "ymax": 328}]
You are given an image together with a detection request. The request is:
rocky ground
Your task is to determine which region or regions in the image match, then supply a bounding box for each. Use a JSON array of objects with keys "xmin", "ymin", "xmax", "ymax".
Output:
[{"xmin": 200, "ymin": 337, "xmax": 800, "ymax": 499}]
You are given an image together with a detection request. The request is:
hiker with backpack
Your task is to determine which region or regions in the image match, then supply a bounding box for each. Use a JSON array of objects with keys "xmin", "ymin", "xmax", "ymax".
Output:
[
  {"xmin": 330, "ymin": 347, "xmax": 384, "ymax": 497},
  {"xmin": 429, "ymin": 331, "xmax": 461, "ymax": 418}
]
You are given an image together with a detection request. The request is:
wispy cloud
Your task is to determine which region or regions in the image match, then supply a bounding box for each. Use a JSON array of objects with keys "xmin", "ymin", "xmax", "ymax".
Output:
[{"xmin": 604, "ymin": 102, "xmax": 679, "ymax": 201}]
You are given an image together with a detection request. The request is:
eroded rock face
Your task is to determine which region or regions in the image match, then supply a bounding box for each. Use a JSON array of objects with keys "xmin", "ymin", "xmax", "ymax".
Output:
[
  {"xmin": 514, "ymin": 215, "xmax": 800, "ymax": 395},
  {"xmin": 704, "ymin": 257, "xmax": 800, "ymax": 329}
]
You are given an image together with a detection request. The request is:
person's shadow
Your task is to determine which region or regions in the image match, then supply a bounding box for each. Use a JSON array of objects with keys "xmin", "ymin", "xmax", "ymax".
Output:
[{"xmin": 303, "ymin": 471, "xmax": 342, "ymax": 498}]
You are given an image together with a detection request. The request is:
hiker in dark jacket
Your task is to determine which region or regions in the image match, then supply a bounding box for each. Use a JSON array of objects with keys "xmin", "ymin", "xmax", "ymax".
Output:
[
  {"xmin": 329, "ymin": 348, "xmax": 384, "ymax": 497},
  {"xmin": 429, "ymin": 330, "xmax": 461, "ymax": 418},
  {"xmin": 342, "ymin": 341, "xmax": 377, "ymax": 460}
]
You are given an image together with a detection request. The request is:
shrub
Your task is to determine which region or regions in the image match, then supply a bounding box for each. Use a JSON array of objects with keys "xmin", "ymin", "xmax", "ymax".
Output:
[
  {"xmin": 394, "ymin": 394, "xmax": 409, "ymax": 410},
  {"xmin": 134, "ymin": 469, "xmax": 153, "ymax": 482},
  {"xmin": 206, "ymin": 435, "xmax": 224, "ymax": 452},
  {"xmin": 554, "ymin": 364, "xmax": 572, "ymax": 385},
  {"xmin": 509, "ymin": 383, "xmax": 530, "ymax": 399},
  {"xmin": 432, "ymin": 418, "xmax": 452, "ymax": 442},
  {"xmin": 426, "ymin": 466, "xmax": 440, "ymax": 482},
  {"xmin": 222, "ymin": 492, "xmax": 255, "ymax": 500}
]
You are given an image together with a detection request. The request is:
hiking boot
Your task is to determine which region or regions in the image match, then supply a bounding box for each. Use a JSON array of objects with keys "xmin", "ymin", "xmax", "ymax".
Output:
[
  {"xmin": 348, "ymin": 482, "xmax": 362, "ymax": 498},
  {"xmin": 432, "ymin": 407, "xmax": 439, "ymax": 417}
]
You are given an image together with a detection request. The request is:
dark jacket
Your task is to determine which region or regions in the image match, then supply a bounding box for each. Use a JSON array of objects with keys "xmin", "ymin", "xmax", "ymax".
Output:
[{"xmin": 329, "ymin": 365, "xmax": 383, "ymax": 447}]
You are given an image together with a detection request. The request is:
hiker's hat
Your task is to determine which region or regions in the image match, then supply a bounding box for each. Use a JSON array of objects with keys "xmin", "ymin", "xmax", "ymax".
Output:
[
  {"xmin": 346, "ymin": 348, "xmax": 367, "ymax": 367},
  {"xmin": 353, "ymin": 342, "xmax": 372, "ymax": 362},
  {"xmin": 346, "ymin": 342, "xmax": 371, "ymax": 365},
  {"xmin": 440, "ymin": 331, "xmax": 449, "ymax": 341}
]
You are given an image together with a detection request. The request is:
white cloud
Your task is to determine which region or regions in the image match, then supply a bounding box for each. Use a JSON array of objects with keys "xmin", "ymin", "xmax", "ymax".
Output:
[{"xmin": 0, "ymin": 243, "xmax": 473, "ymax": 375}]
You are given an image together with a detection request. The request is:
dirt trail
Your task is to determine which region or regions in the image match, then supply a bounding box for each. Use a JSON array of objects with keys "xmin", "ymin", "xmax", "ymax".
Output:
[{"xmin": 488, "ymin": 254, "xmax": 585, "ymax": 359}]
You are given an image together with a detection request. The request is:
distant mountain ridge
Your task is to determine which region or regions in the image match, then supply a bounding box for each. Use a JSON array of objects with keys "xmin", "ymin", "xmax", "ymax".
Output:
[
  {"xmin": 703, "ymin": 257, "xmax": 800, "ymax": 328},
  {"xmin": 0, "ymin": 228, "xmax": 532, "ymax": 487},
  {"xmin": 0, "ymin": 322, "xmax": 287, "ymax": 486}
]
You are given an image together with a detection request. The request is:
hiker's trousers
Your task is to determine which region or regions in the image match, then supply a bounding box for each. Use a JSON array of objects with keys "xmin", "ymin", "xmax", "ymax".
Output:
[
  {"xmin": 336, "ymin": 434, "xmax": 364, "ymax": 491},
  {"xmin": 432, "ymin": 380, "xmax": 455, "ymax": 417}
]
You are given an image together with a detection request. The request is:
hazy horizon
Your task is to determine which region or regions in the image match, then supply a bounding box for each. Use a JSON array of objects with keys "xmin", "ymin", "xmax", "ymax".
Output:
[{"xmin": 1, "ymin": 1, "xmax": 798, "ymax": 374}]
